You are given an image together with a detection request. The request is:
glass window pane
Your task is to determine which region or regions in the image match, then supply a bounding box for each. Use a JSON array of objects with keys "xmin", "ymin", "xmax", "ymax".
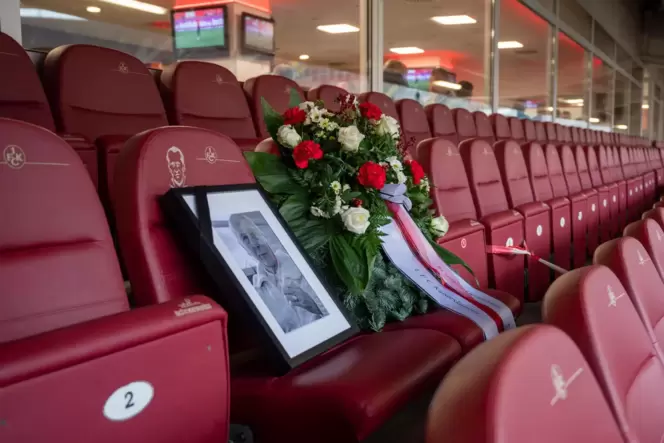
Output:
[
  {"xmin": 616, "ymin": 46, "xmax": 632, "ymax": 75},
  {"xmin": 498, "ymin": 0, "xmax": 551, "ymax": 119},
  {"xmin": 558, "ymin": 0, "xmax": 591, "ymax": 42},
  {"xmin": 384, "ymin": 0, "xmax": 490, "ymax": 112},
  {"xmin": 614, "ymin": 74, "xmax": 629, "ymax": 133},
  {"xmin": 642, "ymin": 74, "xmax": 650, "ymax": 137},
  {"xmin": 593, "ymin": 24, "xmax": 615, "ymax": 60},
  {"xmin": 591, "ymin": 56, "xmax": 613, "ymax": 130},
  {"xmin": 630, "ymin": 84, "xmax": 642, "ymax": 136},
  {"xmin": 557, "ymin": 32, "xmax": 588, "ymax": 126}
]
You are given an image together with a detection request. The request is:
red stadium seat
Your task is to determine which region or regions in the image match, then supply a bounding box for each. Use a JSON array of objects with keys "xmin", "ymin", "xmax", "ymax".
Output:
[
  {"xmin": 454, "ymin": 108, "xmax": 478, "ymax": 144},
  {"xmin": 425, "ymin": 104, "xmax": 458, "ymax": 145},
  {"xmin": 544, "ymin": 122, "xmax": 557, "ymax": 144},
  {"xmin": 619, "ymin": 146, "xmax": 641, "ymax": 223},
  {"xmin": 0, "ymin": 118, "xmax": 230, "ymax": 442},
  {"xmin": 112, "ymin": 126, "xmax": 466, "ymax": 442},
  {"xmin": 546, "ymin": 144, "xmax": 588, "ymax": 267},
  {"xmin": 42, "ymin": 44, "xmax": 168, "ymax": 205},
  {"xmin": 426, "ymin": 325, "xmax": 625, "ymax": 443},
  {"xmin": 522, "ymin": 142, "xmax": 572, "ymax": 271},
  {"xmin": 460, "ymin": 139, "xmax": 526, "ymax": 301},
  {"xmin": 307, "ymin": 84, "xmax": 349, "ymax": 113},
  {"xmin": 624, "ymin": 219, "xmax": 664, "ymax": 283},
  {"xmin": 574, "ymin": 146, "xmax": 601, "ymax": 253},
  {"xmin": 523, "ymin": 119, "xmax": 538, "ymax": 143},
  {"xmin": 508, "ymin": 117, "xmax": 526, "ymax": 143},
  {"xmin": 359, "ymin": 91, "xmax": 399, "ymax": 119},
  {"xmin": 396, "ymin": 99, "xmax": 432, "ymax": 158},
  {"xmin": 534, "ymin": 121, "xmax": 547, "ymax": 144},
  {"xmin": 544, "ymin": 265, "xmax": 664, "ymax": 443},
  {"xmin": 584, "ymin": 146, "xmax": 614, "ymax": 242},
  {"xmin": 0, "ymin": 33, "xmax": 98, "ymax": 187},
  {"xmin": 494, "ymin": 140, "xmax": 551, "ymax": 301},
  {"xmin": 597, "ymin": 146, "xmax": 622, "ymax": 236},
  {"xmin": 244, "ymin": 74, "xmax": 306, "ymax": 138},
  {"xmin": 612, "ymin": 146, "xmax": 632, "ymax": 228},
  {"xmin": 473, "ymin": 111, "xmax": 495, "ymax": 144},
  {"xmin": 491, "ymin": 114, "xmax": 511, "ymax": 141},
  {"xmin": 158, "ymin": 61, "xmax": 262, "ymax": 152}
]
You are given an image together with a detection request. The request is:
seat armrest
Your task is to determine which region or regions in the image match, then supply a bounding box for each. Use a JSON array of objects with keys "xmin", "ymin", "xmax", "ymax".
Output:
[
  {"xmin": 0, "ymin": 295, "xmax": 227, "ymax": 387},
  {"xmin": 437, "ymin": 219, "xmax": 485, "ymax": 243},
  {"xmin": 545, "ymin": 197, "xmax": 570, "ymax": 210},
  {"xmin": 567, "ymin": 192, "xmax": 587, "ymax": 203},
  {"xmin": 515, "ymin": 201, "xmax": 549, "ymax": 217},
  {"xmin": 480, "ymin": 210, "xmax": 523, "ymax": 230}
]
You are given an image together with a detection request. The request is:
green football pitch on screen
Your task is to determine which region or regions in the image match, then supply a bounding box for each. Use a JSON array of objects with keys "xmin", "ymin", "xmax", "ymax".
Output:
[{"xmin": 175, "ymin": 29, "xmax": 225, "ymax": 49}]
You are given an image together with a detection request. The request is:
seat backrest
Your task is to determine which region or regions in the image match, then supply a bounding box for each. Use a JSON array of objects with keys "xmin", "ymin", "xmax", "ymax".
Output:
[
  {"xmin": 584, "ymin": 146, "xmax": 604, "ymax": 187},
  {"xmin": 545, "ymin": 144, "xmax": 569, "ymax": 198},
  {"xmin": 611, "ymin": 147, "xmax": 624, "ymax": 180},
  {"xmin": 595, "ymin": 236, "xmax": 664, "ymax": 353},
  {"xmin": 418, "ymin": 138, "xmax": 478, "ymax": 222},
  {"xmin": 543, "ymin": 265, "xmax": 664, "ymax": 443},
  {"xmin": 494, "ymin": 140, "xmax": 536, "ymax": 208},
  {"xmin": 427, "ymin": 325, "xmax": 625, "ymax": 443},
  {"xmin": 624, "ymin": 219, "xmax": 664, "ymax": 284},
  {"xmin": 508, "ymin": 117, "xmax": 526, "ymax": 143},
  {"xmin": 113, "ymin": 126, "xmax": 255, "ymax": 306},
  {"xmin": 244, "ymin": 75, "xmax": 306, "ymax": 138},
  {"xmin": 555, "ymin": 124, "xmax": 566, "ymax": 143},
  {"xmin": 523, "ymin": 119, "xmax": 537, "ymax": 142},
  {"xmin": 491, "ymin": 114, "xmax": 511, "ymax": 141},
  {"xmin": 522, "ymin": 142, "xmax": 555, "ymax": 202},
  {"xmin": 159, "ymin": 61, "xmax": 257, "ymax": 140},
  {"xmin": 545, "ymin": 122, "xmax": 557, "ymax": 143},
  {"xmin": 42, "ymin": 44, "xmax": 168, "ymax": 141},
  {"xmin": 0, "ymin": 33, "xmax": 55, "ymax": 131},
  {"xmin": 396, "ymin": 99, "xmax": 432, "ymax": 157},
  {"xmin": 571, "ymin": 127, "xmax": 581, "ymax": 144},
  {"xmin": 425, "ymin": 104, "xmax": 458, "ymax": 145},
  {"xmin": 473, "ymin": 111, "xmax": 495, "ymax": 144},
  {"xmin": 619, "ymin": 146, "xmax": 633, "ymax": 179},
  {"xmin": 0, "ymin": 118, "xmax": 127, "ymax": 343},
  {"xmin": 562, "ymin": 126, "xmax": 573, "ymax": 144},
  {"xmin": 454, "ymin": 108, "xmax": 477, "ymax": 143},
  {"xmin": 558, "ymin": 145, "xmax": 583, "ymax": 194},
  {"xmin": 575, "ymin": 145, "xmax": 594, "ymax": 191},
  {"xmin": 534, "ymin": 121, "xmax": 547, "ymax": 143},
  {"xmin": 460, "ymin": 139, "xmax": 511, "ymax": 218},
  {"xmin": 597, "ymin": 146, "xmax": 613, "ymax": 184},
  {"xmin": 307, "ymin": 84, "xmax": 348, "ymax": 113},
  {"xmin": 359, "ymin": 91, "xmax": 399, "ymax": 120}
]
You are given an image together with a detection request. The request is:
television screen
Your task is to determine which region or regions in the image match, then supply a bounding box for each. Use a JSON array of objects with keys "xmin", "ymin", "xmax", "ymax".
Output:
[
  {"xmin": 242, "ymin": 13, "xmax": 275, "ymax": 55},
  {"xmin": 172, "ymin": 7, "xmax": 226, "ymax": 50},
  {"xmin": 406, "ymin": 68, "xmax": 433, "ymax": 91}
]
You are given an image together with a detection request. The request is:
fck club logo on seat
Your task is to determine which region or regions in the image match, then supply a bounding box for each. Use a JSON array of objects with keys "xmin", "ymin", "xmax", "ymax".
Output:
[
  {"xmin": 550, "ymin": 364, "xmax": 583, "ymax": 406},
  {"xmin": 3, "ymin": 145, "xmax": 25, "ymax": 169}
]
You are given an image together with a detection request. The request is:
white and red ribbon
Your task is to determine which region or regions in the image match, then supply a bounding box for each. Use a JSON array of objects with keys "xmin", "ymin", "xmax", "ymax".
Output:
[{"xmin": 487, "ymin": 241, "xmax": 568, "ymax": 275}]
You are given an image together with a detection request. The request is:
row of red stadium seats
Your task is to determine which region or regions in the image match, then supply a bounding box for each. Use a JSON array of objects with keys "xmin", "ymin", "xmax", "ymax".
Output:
[{"xmin": 431, "ymin": 209, "xmax": 664, "ymax": 443}]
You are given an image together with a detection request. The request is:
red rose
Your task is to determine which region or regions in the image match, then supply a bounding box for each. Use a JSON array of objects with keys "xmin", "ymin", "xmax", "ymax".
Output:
[
  {"xmin": 283, "ymin": 107, "xmax": 306, "ymax": 125},
  {"xmin": 351, "ymin": 198, "xmax": 363, "ymax": 207},
  {"xmin": 406, "ymin": 159, "xmax": 425, "ymax": 185},
  {"xmin": 357, "ymin": 161, "xmax": 387, "ymax": 189},
  {"xmin": 359, "ymin": 102, "xmax": 383, "ymax": 121},
  {"xmin": 292, "ymin": 140, "xmax": 323, "ymax": 169}
]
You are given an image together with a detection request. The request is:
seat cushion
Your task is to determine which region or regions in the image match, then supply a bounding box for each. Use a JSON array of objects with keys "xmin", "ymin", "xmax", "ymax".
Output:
[
  {"xmin": 230, "ymin": 329, "xmax": 461, "ymax": 442},
  {"xmin": 481, "ymin": 209, "xmax": 524, "ymax": 231}
]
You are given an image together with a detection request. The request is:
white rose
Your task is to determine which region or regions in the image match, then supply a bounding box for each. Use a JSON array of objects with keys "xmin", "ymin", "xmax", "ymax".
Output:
[
  {"xmin": 338, "ymin": 125, "xmax": 365, "ymax": 152},
  {"xmin": 277, "ymin": 125, "xmax": 302, "ymax": 148},
  {"xmin": 341, "ymin": 207, "xmax": 371, "ymax": 235},
  {"xmin": 375, "ymin": 115, "xmax": 400, "ymax": 138},
  {"xmin": 299, "ymin": 101, "xmax": 315, "ymax": 110},
  {"xmin": 430, "ymin": 215, "xmax": 450, "ymax": 238},
  {"xmin": 396, "ymin": 170, "xmax": 407, "ymax": 184}
]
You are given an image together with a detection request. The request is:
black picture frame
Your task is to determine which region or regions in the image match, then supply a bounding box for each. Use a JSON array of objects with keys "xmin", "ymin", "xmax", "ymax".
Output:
[
  {"xmin": 240, "ymin": 12, "xmax": 276, "ymax": 56},
  {"xmin": 161, "ymin": 184, "xmax": 358, "ymax": 373},
  {"xmin": 170, "ymin": 4, "xmax": 230, "ymax": 59}
]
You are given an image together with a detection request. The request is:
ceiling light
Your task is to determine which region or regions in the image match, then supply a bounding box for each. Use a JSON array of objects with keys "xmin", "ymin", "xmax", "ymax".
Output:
[
  {"xmin": 299, "ymin": 54, "xmax": 310, "ymax": 60},
  {"xmin": 561, "ymin": 98, "xmax": 584, "ymax": 105},
  {"xmin": 498, "ymin": 41, "xmax": 524, "ymax": 49},
  {"xmin": 615, "ymin": 124, "xmax": 628, "ymax": 130},
  {"xmin": 431, "ymin": 15, "xmax": 477, "ymax": 25},
  {"xmin": 99, "ymin": 0, "xmax": 166, "ymax": 14},
  {"xmin": 390, "ymin": 47, "xmax": 425, "ymax": 55},
  {"xmin": 86, "ymin": 6, "xmax": 101, "ymax": 13},
  {"xmin": 20, "ymin": 8, "xmax": 87, "ymax": 20},
  {"xmin": 316, "ymin": 24, "xmax": 360, "ymax": 34},
  {"xmin": 643, "ymin": 104, "xmax": 650, "ymax": 109},
  {"xmin": 546, "ymin": 106, "xmax": 554, "ymax": 112},
  {"xmin": 589, "ymin": 117, "xmax": 600, "ymax": 123},
  {"xmin": 433, "ymin": 80, "xmax": 462, "ymax": 91}
]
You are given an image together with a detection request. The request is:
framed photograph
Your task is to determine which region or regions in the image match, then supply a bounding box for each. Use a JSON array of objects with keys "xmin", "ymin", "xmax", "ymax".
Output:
[{"xmin": 161, "ymin": 184, "xmax": 358, "ymax": 372}]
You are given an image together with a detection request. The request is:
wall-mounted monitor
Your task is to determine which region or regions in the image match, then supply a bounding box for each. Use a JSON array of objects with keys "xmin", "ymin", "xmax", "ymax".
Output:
[
  {"xmin": 241, "ymin": 12, "xmax": 275, "ymax": 56},
  {"xmin": 171, "ymin": 5, "xmax": 228, "ymax": 52}
]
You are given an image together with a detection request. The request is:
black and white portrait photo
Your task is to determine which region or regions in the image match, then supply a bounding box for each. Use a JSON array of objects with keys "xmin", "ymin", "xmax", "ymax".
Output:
[{"xmin": 213, "ymin": 211, "xmax": 329, "ymax": 333}]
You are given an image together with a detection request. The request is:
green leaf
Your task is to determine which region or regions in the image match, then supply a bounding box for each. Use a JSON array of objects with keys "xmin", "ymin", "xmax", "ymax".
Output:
[
  {"xmin": 429, "ymin": 239, "xmax": 479, "ymax": 285},
  {"xmin": 244, "ymin": 152, "xmax": 302, "ymax": 195},
  {"xmin": 329, "ymin": 235, "xmax": 369, "ymax": 295},
  {"xmin": 260, "ymin": 97, "xmax": 284, "ymax": 141},
  {"xmin": 289, "ymin": 87, "xmax": 303, "ymax": 108},
  {"xmin": 279, "ymin": 194, "xmax": 309, "ymax": 224}
]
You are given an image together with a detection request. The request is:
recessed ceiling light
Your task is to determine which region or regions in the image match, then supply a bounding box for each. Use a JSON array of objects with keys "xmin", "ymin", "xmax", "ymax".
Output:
[
  {"xmin": 316, "ymin": 24, "xmax": 360, "ymax": 34},
  {"xmin": 615, "ymin": 124, "xmax": 628, "ymax": 130},
  {"xmin": 433, "ymin": 80, "xmax": 462, "ymax": 91},
  {"xmin": 431, "ymin": 15, "xmax": 477, "ymax": 25},
  {"xmin": 561, "ymin": 98, "xmax": 584, "ymax": 105},
  {"xmin": 20, "ymin": 8, "xmax": 87, "ymax": 20},
  {"xmin": 299, "ymin": 54, "xmax": 310, "ymax": 60},
  {"xmin": 86, "ymin": 6, "xmax": 101, "ymax": 13},
  {"xmin": 498, "ymin": 41, "xmax": 524, "ymax": 49},
  {"xmin": 546, "ymin": 106, "xmax": 554, "ymax": 112},
  {"xmin": 589, "ymin": 117, "xmax": 600, "ymax": 123},
  {"xmin": 99, "ymin": 0, "xmax": 166, "ymax": 15},
  {"xmin": 643, "ymin": 104, "xmax": 650, "ymax": 109},
  {"xmin": 390, "ymin": 47, "xmax": 424, "ymax": 55}
]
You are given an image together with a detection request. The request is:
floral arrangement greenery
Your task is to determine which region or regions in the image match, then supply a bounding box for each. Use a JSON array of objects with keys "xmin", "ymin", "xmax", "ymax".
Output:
[{"xmin": 244, "ymin": 90, "xmax": 472, "ymax": 331}]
